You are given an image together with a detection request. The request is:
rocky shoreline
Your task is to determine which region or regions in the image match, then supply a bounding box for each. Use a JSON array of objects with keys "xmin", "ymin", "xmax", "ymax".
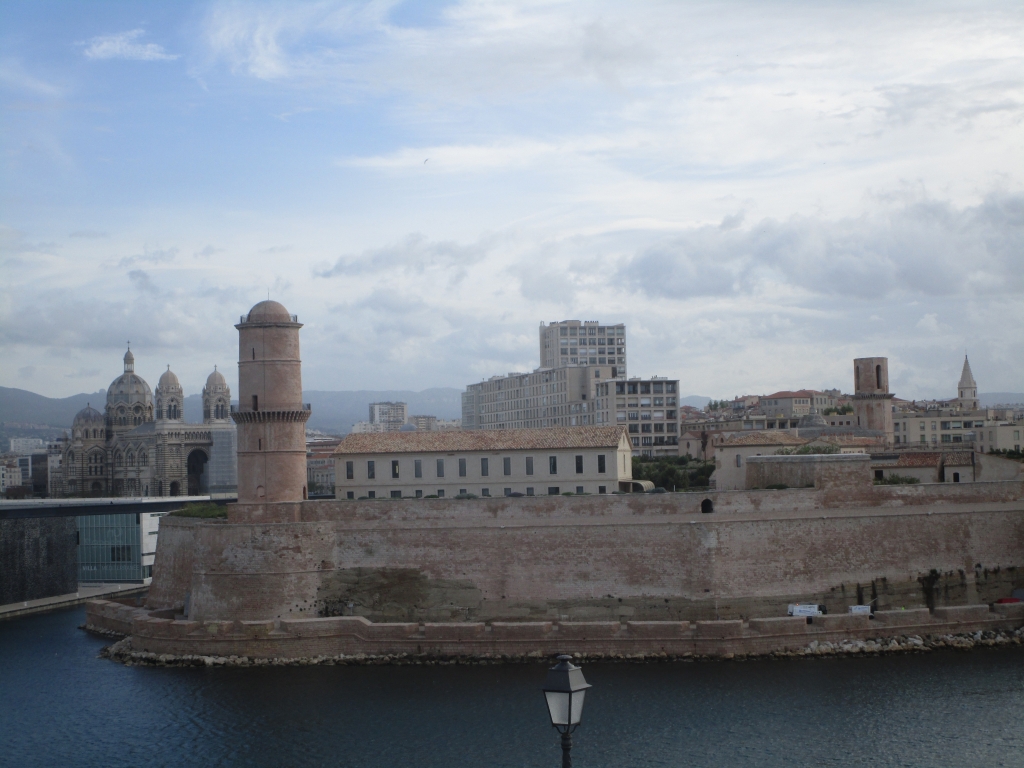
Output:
[{"xmin": 86, "ymin": 624, "xmax": 1024, "ymax": 668}]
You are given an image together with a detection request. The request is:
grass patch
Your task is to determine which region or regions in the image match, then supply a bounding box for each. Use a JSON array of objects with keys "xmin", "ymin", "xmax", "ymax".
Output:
[{"xmin": 169, "ymin": 502, "xmax": 228, "ymax": 518}]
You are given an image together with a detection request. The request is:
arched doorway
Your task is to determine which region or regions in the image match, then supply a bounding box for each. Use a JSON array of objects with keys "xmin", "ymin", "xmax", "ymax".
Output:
[
  {"xmin": 90, "ymin": 481, "xmax": 102, "ymax": 495},
  {"xmin": 169, "ymin": 481, "xmax": 180, "ymax": 496},
  {"xmin": 187, "ymin": 450, "xmax": 209, "ymax": 496}
]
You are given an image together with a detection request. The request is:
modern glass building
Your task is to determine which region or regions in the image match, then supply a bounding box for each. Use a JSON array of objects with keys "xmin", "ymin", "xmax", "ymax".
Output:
[{"xmin": 77, "ymin": 512, "xmax": 162, "ymax": 582}]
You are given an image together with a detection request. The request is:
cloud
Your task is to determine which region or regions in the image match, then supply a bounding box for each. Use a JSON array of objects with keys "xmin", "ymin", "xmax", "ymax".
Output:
[
  {"xmin": 315, "ymin": 234, "xmax": 489, "ymax": 280},
  {"xmin": 0, "ymin": 59, "xmax": 61, "ymax": 96},
  {"xmin": 18, "ymin": 365, "xmax": 36, "ymax": 379},
  {"xmin": 194, "ymin": 245, "xmax": 224, "ymax": 258},
  {"xmin": 619, "ymin": 193, "xmax": 1024, "ymax": 302},
  {"xmin": 128, "ymin": 269, "xmax": 159, "ymax": 294},
  {"xmin": 118, "ymin": 247, "xmax": 179, "ymax": 268},
  {"xmin": 83, "ymin": 30, "xmax": 179, "ymax": 62},
  {"xmin": 69, "ymin": 230, "xmax": 109, "ymax": 239}
]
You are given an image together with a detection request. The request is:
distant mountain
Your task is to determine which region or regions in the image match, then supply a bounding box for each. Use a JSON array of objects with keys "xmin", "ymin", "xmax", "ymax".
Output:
[
  {"xmin": 981, "ymin": 393, "xmax": 1024, "ymax": 407},
  {"xmin": 0, "ymin": 387, "xmax": 107, "ymax": 428},
  {"xmin": 300, "ymin": 389, "xmax": 463, "ymax": 434},
  {"xmin": 2, "ymin": 385, "xmax": 463, "ymax": 436}
]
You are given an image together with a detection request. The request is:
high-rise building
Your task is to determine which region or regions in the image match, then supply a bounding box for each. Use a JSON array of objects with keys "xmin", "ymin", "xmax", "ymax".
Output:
[
  {"xmin": 539, "ymin": 320, "xmax": 627, "ymax": 376},
  {"xmin": 368, "ymin": 401, "xmax": 408, "ymax": 431}
]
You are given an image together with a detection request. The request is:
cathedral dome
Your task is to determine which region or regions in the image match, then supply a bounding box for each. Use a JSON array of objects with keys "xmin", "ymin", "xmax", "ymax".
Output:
[
  {"xmin": 205, "ymin": 365, "xmax": 228, "ymax": 391},
  {"xmin": 158, "ymin": 366, "xmax": 182, "ymax": 391},
  {"xmin": 245, "ymin": 300, "xmax": 294, "ymax": 323},
  {"xmin": 107, "ymin": 350, "xmax": 153, "ymax": 411},
  {"xmin": 73, "ymin": 404, "xmax": 104, "ymax": 428}
]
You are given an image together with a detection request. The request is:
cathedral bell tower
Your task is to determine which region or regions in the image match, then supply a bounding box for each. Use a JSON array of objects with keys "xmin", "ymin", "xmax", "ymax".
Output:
[{"xmin": 232, "ymin": 301, "xmax": 310, "ymax": 510}]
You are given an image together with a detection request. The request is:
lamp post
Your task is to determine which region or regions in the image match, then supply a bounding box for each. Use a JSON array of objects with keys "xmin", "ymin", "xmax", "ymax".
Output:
[{"xmin": 542, "ymin": 655, "xmax": 592, "ymax": 768}]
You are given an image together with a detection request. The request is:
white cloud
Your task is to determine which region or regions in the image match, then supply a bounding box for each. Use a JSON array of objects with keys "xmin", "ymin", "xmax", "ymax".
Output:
[{"xmin": 83, "ymin": 30, "xmax": 179, "ymax": 62}]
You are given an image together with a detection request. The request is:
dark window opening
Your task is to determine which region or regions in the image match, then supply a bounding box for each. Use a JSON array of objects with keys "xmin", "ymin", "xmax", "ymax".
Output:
[
  {"xmin": 481, "ymin": 458, "xmax": 489, "ymax": 476},
  {"xmin": 503, "ymin": 457, "xmax": 511, "ymax": 476},
  {"xmin": 437, "ymin": 459, "xmax": 445, "ymax": 478},
  {"xmin": 252, "ymin": 395, "xmax": 258, "ymax": 411},
  {"xmin": 701, "ymin": 498, "xmax": 714, "ymax": 514},
  {"xmin": 367, "ymin": 461, "xmax": 375, "ymax": 479},
  {"xmin": 549, "ymin": 456, "xmax": 557, "ymax": 474},
  {"xmin": 598, "ymin": 454, "xmax": 606, "ymax": 473},
  {"xmin": 392, "ymin": 460, "xmax": 400, "ymax": 479},
  {"xmin": 876, "ymin": 364, "xmax": 882, "ymax": 390},
  {"xmin": 575, "ymin": 455, "xmax": 583, "ymax": 473},
  {"xmin": 526, "ymin": 457, "xmax": 534, "ymax": 475},
  {"xmin": 346, "ymin": 461, "xmax": 354, "ymax": 480}
]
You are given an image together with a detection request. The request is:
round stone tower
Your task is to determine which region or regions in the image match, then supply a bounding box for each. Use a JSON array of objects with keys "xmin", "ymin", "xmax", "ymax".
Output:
[
  {"xmin": 852, "ymin": 356, "xmax": 894, "ymax": 445},
  {"xmin": 232, "ymin": 300, "xmax": 310, "ymax": 506}
]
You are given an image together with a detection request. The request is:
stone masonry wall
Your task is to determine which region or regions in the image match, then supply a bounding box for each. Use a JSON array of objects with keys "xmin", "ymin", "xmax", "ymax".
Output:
[{"xmin": 148, "ymin": 482, "xmax": 1024, "ymax": 626}]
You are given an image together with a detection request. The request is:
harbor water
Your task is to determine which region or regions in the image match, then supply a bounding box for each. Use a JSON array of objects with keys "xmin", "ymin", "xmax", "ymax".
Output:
[{"xmin": 1, "ymin": 606, "xmax": 1023, "ymax": 767}]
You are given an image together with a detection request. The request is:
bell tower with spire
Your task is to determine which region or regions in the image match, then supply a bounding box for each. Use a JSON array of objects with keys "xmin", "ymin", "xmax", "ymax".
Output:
[{"xmin": 956, "ymin": 355, "xmax": 978, "ymax": 411}]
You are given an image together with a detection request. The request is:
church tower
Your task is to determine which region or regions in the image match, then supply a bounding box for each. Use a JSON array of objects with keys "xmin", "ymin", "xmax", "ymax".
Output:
[
  {"xmin": 232, "ymin": 301, "xmax": 310, "ymax": 508},
  {"xmin": 202, "ymin": 366, "xmax": 231, "ymax": 423},
  {"xmin": 956, "ymin": 355, "xmax": 978, "ymax": 411},
  {"xmin": 852, "ymin": 357, "xmax": 894, "ymax": 447},
  {"xmin": 155, "ymin": 366, "xmax": 184, "ymax": 421}
]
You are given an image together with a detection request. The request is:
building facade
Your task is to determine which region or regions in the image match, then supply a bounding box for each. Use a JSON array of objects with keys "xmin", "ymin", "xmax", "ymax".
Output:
[
  {"xmin": 368, "ymin": 401, "xmax": 408, "ymax": 431},
  {"xmin": 333, "ymin": 426, "xmax": 633, "ymax": 499},
  {"xmin": 51, "ymin": 349, "xmax": 236, "ymax": 498},
  {"xmin": 539, "ymin": 320, "xmax": 627, "ymax": 375},
  {"xmin": 601, "ymin": 377, "xmax": 680, "ymax": 457}
]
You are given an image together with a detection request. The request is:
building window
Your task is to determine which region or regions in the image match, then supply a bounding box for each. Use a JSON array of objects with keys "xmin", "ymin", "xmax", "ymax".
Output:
[
  {"xmin": 368, "ymin": 491, "xmax": 376, "ymax": 499},
  {"xmin": 549, "ymin": 456, "xmax": 557, "ymax": 474},
  {"xmin": 367, "ymin": 461, "xmax": 375, "ymax": 479},
  {"xmin": 953, "ymin": 472, "xmax": 960, "ymax": 483},
  {"xmin": 346, "ymin": 461, "xmax": 354, "ymax": 480},
  {"xmin": 347, "ymin": 491, "xmax": 354, "ymax": 499},
  {"xmin": 527, "ymin": 487, "xmax": 534, "ymax": 496},
  {"xmin": 575, "ymin": 455, "xmax": 584, "ymax": 473},
  {"xmin": 391, "ymin": 490, "xmax": 401, "ymax": 498},
  {"xmin": 458, "ymin": 458, "xmax": 466, "ymax": 477},
  {"xmin": 415, "ymin": 490, "xmax": 423, "ymax": 498},
  {"xmin": 414, "ymin": 459, "xmax": 422, "ymax": 478},
  {"xmin": 481, "ymin": 488, "xmax": 490, "ymax": 497},
  {"xmin": 524, "ymin": 456, "xmax": 533, "ymax": 475},
  {"xmin": 576, "ymin": 486, "xmax": 584, "ymax": 494},
  {"xmin": 503, "ymin": 457, "xmax": 511, "ymax": 476},
  {"xmin": 548, "ymin": 487, "xmax": 560, "ymax": 495},
  {"xmin": 504, "ymin": 488, "xmax": 512, "ymax": 496},
  {"xmin": 392, "ymin": 460, "xmax": 400, "ymax": 479},
  {"xmin": 628, "ymin": 424, "xmax": 639, "ymax": 433},
  {"xmin": 481, "ymin": 457, "xmax": 489, "ymax": 476},
  {"xmin": 437, "ymin": 459, "xmax": 445, "ymax": 478},
  {"xmin": 437, "ymin": 490, "xmax": 445, "ymax": 497},
  {"xmin": 598, "ymin": 454, "xmax": 606, "ymax": 473}
]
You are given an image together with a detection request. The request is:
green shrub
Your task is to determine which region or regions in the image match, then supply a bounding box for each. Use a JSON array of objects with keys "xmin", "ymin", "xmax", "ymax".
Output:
[
  {"xmin": 170, "ymin": 502, "xmax": 227, "ymax": 519},
  {"xmin": 874, "ymin": 473, "xmax": 921, "ymax": 485}
]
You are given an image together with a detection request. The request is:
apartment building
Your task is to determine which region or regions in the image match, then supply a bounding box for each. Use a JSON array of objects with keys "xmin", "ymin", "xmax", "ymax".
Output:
[
  {"xmin": 332, "ymin": 426, "xmax": 633, "ymax": 499},
  {"xmin": 462, "ymin": 364, "xmax": 619, "ymax": 431},
  {"xmin": 539, "ymin": 320, "xmax": 627, "ymax": 376},
  {"xmin": 893, "ymin": 411, "xmax": 1022, "ymax": 452},
  {"xmin": 760, "ymin": 390, "xmax": 838, "ymax": 418},
  {"xmin": 600, "ymin": 377, "xmax": 680, "ymax": 457},
  {"xmin": 368, "ymin": 401, "xmax": 408, "ymax": 431}
]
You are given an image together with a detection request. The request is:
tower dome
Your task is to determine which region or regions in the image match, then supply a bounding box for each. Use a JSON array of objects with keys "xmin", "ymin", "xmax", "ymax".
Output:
[
  {"xmin": 156, "ymin": 365, "xmax": 184, "ymax": 421},
  {"xmin": 244, "ymin": 300, "xmax": 294, "ymax": 323},
  {"xmin": 158, "ymin": 365, "xmax": 181, "ymax": 390},
  {"xmin": 205, "ymin": 365, "xmax": 228, "ymax": 391},
  {"xmin": 203, "ymin": 365, "xmax": 231, "ymax": 423}
]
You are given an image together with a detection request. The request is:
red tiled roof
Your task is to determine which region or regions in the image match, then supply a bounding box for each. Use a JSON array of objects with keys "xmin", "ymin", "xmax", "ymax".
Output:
[
  {"xmin": 333, "ymin": 426, "xmax": 629, "ymax": 455},
  {"xmin": 719, "ymin": 432, "xmax": 808, "ymax": 447},
  {"xmin": 895, "ymin": 453, "xmax": 942, "ymax": 468},
  {"xmin": 943, "ymin": 451, "xmax": 975, "ymax": 467},
  {"xmin": 762, "ymin": 390, "xmax": 821, "ymax": 399}
]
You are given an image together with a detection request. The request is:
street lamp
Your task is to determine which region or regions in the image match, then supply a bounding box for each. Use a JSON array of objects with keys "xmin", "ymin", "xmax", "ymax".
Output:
[{"xmin": 542, "ymin": 654, "xmax": 592, "ymax": 768}]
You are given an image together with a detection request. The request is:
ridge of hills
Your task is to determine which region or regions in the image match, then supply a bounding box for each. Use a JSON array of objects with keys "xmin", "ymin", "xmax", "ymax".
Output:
[{"xmin": 5, "ymin": 385, "xmax": 1017, "ymax": 440}]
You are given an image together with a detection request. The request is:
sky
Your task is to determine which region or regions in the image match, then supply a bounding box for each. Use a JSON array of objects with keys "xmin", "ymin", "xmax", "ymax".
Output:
[{"xmin": 1, "ymin": 0, "xmax": 1022, "ymax": 402}]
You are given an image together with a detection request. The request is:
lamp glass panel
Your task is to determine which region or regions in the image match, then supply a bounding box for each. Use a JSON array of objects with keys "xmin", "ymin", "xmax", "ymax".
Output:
[
  {"xmin": 545, "ymin": 690, "xmax": 570, "ymax": 726},
  {"xmin": 570, "ymin": 689, "xmax": 586, "ymax": 725}
]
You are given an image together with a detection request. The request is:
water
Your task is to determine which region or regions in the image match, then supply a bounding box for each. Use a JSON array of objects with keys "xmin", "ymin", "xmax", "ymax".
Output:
[{"xmin": 2, "ymin": 607, "xmax": 1023, "ymax": 767}]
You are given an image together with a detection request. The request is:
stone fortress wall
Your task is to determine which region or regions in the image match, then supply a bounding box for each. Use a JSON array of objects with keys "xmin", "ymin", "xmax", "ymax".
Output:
[{"xmin": 86, "ymin": 300, "xmax": 1024, "ymax": 659}]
